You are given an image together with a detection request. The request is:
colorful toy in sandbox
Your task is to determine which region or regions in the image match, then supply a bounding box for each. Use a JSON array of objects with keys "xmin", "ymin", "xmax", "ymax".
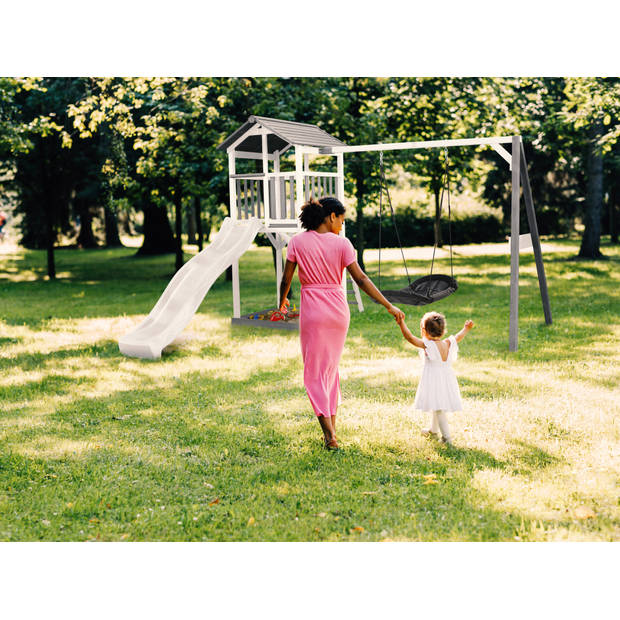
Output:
[{"xmin": 232, "ymin": 304, "xmax": 300, "ymax": 331}]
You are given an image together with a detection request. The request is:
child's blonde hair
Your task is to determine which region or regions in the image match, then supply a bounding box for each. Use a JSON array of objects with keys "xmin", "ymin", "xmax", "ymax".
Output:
[{"xmin": 421, "ymin": 311, "xmax": 446, "ymax": 339}]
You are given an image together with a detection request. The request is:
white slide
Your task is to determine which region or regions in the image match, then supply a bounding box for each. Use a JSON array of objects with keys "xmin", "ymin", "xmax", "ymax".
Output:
[{"xmin": 119, "ymin": 217, "xmax": 263, "ymax": 359}]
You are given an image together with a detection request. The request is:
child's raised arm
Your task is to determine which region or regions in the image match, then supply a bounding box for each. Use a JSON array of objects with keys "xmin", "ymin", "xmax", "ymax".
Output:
[
  {"xmin": 455, "ymin": 319, "xmax": 475, "ymax": 342},
  {"xmin": 397, "ymin": 317, "xmax": 425, "ymax": 348}
]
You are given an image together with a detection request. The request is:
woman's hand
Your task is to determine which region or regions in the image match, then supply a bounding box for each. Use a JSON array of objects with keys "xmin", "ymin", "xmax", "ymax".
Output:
[
  {"xmin": 279, "ymin": 298, "xmax": 290, "ymax": 314},
  {"xmin": 387, "ymin": 304, "xmax": 405, "ymax": 323}
]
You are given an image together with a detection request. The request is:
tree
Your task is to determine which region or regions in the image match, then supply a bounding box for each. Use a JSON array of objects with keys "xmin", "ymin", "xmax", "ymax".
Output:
[
  {"xmin": 562, "ymin": 78, "xmax": 620, "ymax": 258},
  {"xmin": 6, "ymin": 78, "xmax": 102, "ymax": 278},
  {"xmin": 476, "ymin": 78, "xmax": 586, "ymax": 236},
  {"xmin": 319, "ymin": 78, "xmax": 388, "ymax": 271},
  {"xmin": 384, "ymin": 78, "xmax": 483, "ymax": 248}
]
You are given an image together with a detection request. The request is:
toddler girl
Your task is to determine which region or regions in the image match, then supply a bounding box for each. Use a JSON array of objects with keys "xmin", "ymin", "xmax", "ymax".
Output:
[{"xmin": 397, "ymin": 311, "xmax": 474, "ymax": 445}]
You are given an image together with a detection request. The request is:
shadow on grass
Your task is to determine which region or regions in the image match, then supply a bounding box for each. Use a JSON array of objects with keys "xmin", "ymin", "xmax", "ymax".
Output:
[{"xmin": 0, "ymin": 359, "xmax": 572, "ymax": 542}]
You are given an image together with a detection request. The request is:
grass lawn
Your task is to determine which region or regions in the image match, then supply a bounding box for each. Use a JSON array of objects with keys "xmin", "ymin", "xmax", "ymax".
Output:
[{"xmin": 0, "ymin": 236, "xmax": 618, "ymax": 541}]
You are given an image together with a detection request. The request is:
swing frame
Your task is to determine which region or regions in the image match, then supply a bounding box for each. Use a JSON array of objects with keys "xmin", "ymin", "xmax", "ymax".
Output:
[{"xmin": 320, "ymin": 135, "xmax": 553, "ymax": 352}]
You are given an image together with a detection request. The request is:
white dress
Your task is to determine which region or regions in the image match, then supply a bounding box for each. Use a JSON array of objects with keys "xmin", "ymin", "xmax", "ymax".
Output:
[{"xmin": 413, "ymin": 336, "xmax": 463, "ymax": 412}]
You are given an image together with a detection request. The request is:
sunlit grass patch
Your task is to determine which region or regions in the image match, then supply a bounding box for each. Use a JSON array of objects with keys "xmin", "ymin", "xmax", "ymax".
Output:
[{"xmin": 0, "ymin": 238, "xmax": 618, "ymax": 541}]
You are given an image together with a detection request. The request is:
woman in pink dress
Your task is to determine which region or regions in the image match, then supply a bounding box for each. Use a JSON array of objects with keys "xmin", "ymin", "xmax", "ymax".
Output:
[{"xmin": 278, "ymin": 197, "xmax": 404, "ymax": 450}]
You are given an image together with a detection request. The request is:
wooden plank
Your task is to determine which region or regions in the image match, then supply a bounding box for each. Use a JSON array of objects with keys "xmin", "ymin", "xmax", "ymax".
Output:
[
  {"xmin": 232, "ymin": 260, "xmax": 241, "ymax": 318},
  {"xmin": 235, "ymin": 179, "xmax": 241, "ymax": 215},
  {"xmin": 243, "ymin": 179, "xmax": 248, "ymax": 219},
  {"xmin": 280, "ymin": 177, "xmax": 286, "ymax": 219},
  {"xmin": 321, "ymin": 135, "xmax": 515, "ymax": 155},
  {"xmin": 229, "ymin": 153, "xmax": 237, "ymax": 220},
  {"xmin": 295, "ymin": 148, "xmax": 303, "ymax": 216},
  {"xmin": 274, "ymin": 150, "xmax": 281, "ymax": 220},
  {"xmin": 509, "ymin": 136, "xmax": 521, "ymax": 352},
  {"xmin": 256, "ymin": 182, "xmax": 262, "ymax": 218},
  {"xmin": 262, "ymin": 132, "xmax": 270, "ymax": 229},
  {"xmin": 520, "ymin": 142, "xmax": 552, "ymax": 325},
  {"xmin": 289, "ymin": 179, "xmax": 295, "ymax": 219},
  {"xmin": 250, "ymin": 181, "xmax": 256, "ymax": 217}
]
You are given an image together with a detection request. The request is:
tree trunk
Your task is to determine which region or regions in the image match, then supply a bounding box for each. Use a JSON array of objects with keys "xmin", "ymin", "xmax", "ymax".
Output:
[
  {"xmin": 174, "ymin": 190, "xmax": 184, "ymax": 272},
  {"xmin": 434, "ymin": 186, "xmax": 443, "ymax": 248},
  {"xmin": 42, "ymin": 140, "xmax": 56, "ymax": 279},
  {"xmin": 610, "ymin": 182, "xmax": 618, "ymax": 245},
  {"xmin": 136, "ymin": 200, "xmax": 176, "ymax": 255},
  {"xmin": 578, "ymin": 122, "xmax": 605, "ymax": 258},
  {"xmin": 104, "ymin": 200, "xmax": 123, "ymax": 247},
  {"xmin": 194, "ymin": 195, "xmax": 203, "ymax": 252},
  {"xmin": 46, "ymin": 201, "xmax": 56, "ymax": 280},
  {"xmin": 76, "ymin": 201, "xmax": 98, "ymax": 248},
  {"xmin": 187, "ymin": 196, "xmax": 197, "ymax": 245},
  {"xmin": 355, "ymin": 175, "xmax": 365, "ymax": 272}
]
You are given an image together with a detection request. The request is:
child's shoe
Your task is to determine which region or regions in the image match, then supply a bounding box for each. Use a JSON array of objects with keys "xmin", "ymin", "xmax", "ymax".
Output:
[
  {"xmin": 440, "ymin": 436, "xmax": 453, "ymax": 446},
  {"xmin": 421, "ymin": 428, "xmax": 440, "ymax": 439}
]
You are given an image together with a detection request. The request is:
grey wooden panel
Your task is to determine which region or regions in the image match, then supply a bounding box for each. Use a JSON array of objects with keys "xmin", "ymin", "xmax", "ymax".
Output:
[
  {"xmin": 280, "ymin": 177, "xmax": 286, "ymax": 218},
  {"xmin": 304, "ymin": 176, "xmax": 309, "ymax": 201},
  {"xmin": 520, "ymin": 143, "xmax": 552, "ymax": 325},
  {"xmin": 250, "ymin": 181, "xmax": 256, "ymax": 217},
  {"xmin": 236, "ymin": 179, "xmax": 241, "ymax": 213},
  {"xmin": 256, "ymin": 182, "xmax": 262, "ymax": 218},
  {"xmin": 289, "ymin": 180, "xmax": 295, "ymax": 218},
  {"xmin": 243, "ymin": 179, "xmax": 249, "ymax": 219},
  {"xmin": 269, "ymin": 178, "xmax": 276, "ymax": 218},
  {"xmin": 509, "ymin": 136, "xmax": 521, "ymax": 351}
]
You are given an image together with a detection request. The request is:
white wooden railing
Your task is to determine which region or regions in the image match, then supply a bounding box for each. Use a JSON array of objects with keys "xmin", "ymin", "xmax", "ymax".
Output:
[{"xmin": 231, "ymin": 172, "xmax": 340, "ymax": 229}]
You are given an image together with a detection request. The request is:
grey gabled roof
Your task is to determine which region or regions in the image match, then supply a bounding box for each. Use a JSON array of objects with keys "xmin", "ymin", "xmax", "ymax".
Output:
[{"xmin": 217, "ymin": 115, "xmax": 346, "ymax": 154}]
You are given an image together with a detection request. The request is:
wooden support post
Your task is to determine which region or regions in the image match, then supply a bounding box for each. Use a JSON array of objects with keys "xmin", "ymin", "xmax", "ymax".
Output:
[
  {"xmin": 275, "ymin": 234, "xmax": 283, "ymax": 305},
  {"xmin": 520, "ymin": 142, "xmax": 552, "ymax": 325},
  {"xmin": 509, "ymin": 136, "xmax": 521, "ymax": 352},
  {"xmin": 295, "ymin": 148, "xmax": 303, "ymax": 225},
  {"xmin": 274, "ymin": 150, "xmax": 281, "ymax": 219},
  {"xmin": 232, "ymin": 260, "xmax": 241, "ymax": 318},
  {"xmin": 262, "ymin": 132, "xmax": 270, "ymax": 229},
  {"xmin": 228, "ymin": 151, "xmax": 237, "ymax": 220}
]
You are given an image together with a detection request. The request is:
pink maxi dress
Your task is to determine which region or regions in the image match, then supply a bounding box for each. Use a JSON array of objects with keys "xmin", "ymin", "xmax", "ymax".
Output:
[{"xmin": 286, "ymin": 231, "xmax": 356, "ymax": 417}]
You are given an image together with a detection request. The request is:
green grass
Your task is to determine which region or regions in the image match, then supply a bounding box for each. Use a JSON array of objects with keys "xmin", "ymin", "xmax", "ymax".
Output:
[{"xmin": 0, "ymin": 237, "xmax": 619, "ymax": 541}]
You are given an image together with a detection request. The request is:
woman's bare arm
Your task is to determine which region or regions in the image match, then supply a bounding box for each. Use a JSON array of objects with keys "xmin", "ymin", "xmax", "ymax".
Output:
[
  {"xmin": 346, "ymin": 261, "xmax": 405, "ymax": 323},
  {"xmin": 278, "ymin": 259, "xmax": 297, "ymax": 311}
]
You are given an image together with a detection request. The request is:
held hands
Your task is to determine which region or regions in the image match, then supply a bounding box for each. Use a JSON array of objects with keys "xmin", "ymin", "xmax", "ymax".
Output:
[
  {"xmin": 387, "ymin": 304, "xmax": 405, "ymax": 324},
  {"xmin": 279, "ymin": 298, "xmax": 290, "ymax": 314},
  {"xmin": 464, "ymin": 319, "xmax": 474, "ymax": 330}
]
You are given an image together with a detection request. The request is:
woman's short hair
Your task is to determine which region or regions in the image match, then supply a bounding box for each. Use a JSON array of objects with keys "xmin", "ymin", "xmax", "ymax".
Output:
[
  {"xmin": 299, "ymin": 196, "xmax": 345, "ymax": 231},
  {"xmin": 421, "ymin": 312, "xmax": 446, "ymax": 338}
]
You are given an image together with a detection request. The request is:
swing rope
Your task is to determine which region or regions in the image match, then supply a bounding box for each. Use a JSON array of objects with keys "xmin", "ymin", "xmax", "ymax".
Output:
[
  {"xmin": 427, "ymin": 148, "xmax": 454, "ymax": 294},
  {"xmin": 376, "ymin": 148, "xmax": 458, "ymax": 307},
  {"xmin": 379, "ymin": 151, "xmax": 411, "ymax": 290}
]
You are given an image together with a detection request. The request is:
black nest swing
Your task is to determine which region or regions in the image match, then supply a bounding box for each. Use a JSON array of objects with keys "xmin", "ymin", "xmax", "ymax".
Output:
[{"xmin": 377, "ymin": 149, "xmax": 458, "ymax": 307}]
